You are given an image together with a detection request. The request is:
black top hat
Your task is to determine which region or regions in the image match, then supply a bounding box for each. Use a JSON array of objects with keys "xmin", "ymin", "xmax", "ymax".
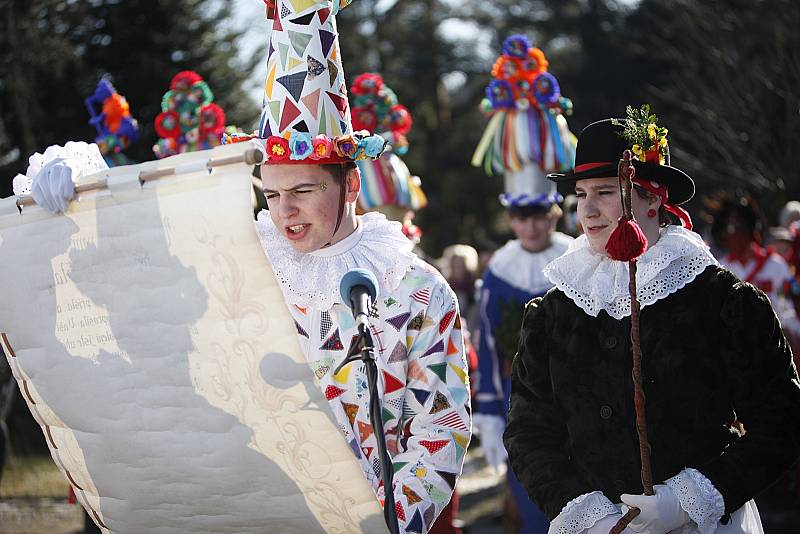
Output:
[{"xmin": 547, "ymin": 119, "xmax": 695, "ymax": 205}]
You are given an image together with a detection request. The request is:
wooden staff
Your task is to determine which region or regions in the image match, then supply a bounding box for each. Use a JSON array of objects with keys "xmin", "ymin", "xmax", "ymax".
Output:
[{"xmin": 610, "ymin": 150, "xmax": 654, "ymax": 534}]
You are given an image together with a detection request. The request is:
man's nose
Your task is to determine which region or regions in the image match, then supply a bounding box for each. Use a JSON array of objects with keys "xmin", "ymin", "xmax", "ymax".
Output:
[
  {"xmin": 582, "ymin": 197, "xmax": 599, "ymax": 216},
  {"xmin": 278, "ymin": 195, "xmax": 299, "ymax": 218}
]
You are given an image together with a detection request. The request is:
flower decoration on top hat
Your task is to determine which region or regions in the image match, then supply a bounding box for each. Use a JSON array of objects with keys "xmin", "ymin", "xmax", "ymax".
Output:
[
  {"xmin": 472, "ymin": 35, "xmax": 575, "ymax": 177},
  {"xmin": 153, "ymin": 71, "xmax": 228, "ymax": 158},
  {"xmin": 349, "ymin": 72, "xmax": 426, "ymax": 214},
  {"xmin": 85, "ymin": 78, "xmax": 139, "ymax": 165},
  {"xmin": 548, "ymin": 105, "xmax": 695, "ymax": 229},
  {"xmin": 231, "ymin": 0, "xmax": 386, "ymax": 165}
]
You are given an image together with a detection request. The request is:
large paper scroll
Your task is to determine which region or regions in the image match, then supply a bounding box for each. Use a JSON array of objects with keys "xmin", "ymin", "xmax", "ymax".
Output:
[{"xmin": 0, "ymin": 143, "xmax": 387, "ymax": 533}]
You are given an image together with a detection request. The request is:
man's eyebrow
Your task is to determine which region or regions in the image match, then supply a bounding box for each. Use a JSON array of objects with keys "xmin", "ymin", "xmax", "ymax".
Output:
[
  {"xmin": 575, "ymin": 183, "xmax": 617, "ymax": 192},
  {"xmin": 263, "ymin": 182, "xmax": 321, "ymax": 193}
]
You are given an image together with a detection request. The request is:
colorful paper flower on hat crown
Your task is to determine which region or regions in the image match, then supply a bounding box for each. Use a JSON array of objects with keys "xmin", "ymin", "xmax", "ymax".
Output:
[
  {"xmin": 502, "ymin": 34, "xmax": 532, "ymax": 58},
  {"xmin": 612, "ymin": 104, "xmax": 669, "ymax": 165},
  {"xmin": 485, "ymin": 80, "xmax": 515, "ymax": 109},
  {"xmin": 289, "ymin": 132, "xmax": 314, "ymax": 160},
  {"xmin": 85, "ymin": 78, "xmax": 139, "ymax": 156},
  {"xmin": 170, "ymin": 70, "xmax": 203, "ymax": 91},
  {"xmin": 153, "ymin": 71, "xmax": 232, "ymax": 159}
]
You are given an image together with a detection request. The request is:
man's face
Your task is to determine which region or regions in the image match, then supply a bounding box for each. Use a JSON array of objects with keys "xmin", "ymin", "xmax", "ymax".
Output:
[
  {"xmin": 576, "ymin": 177, "xmax": 651, "ymax": 254},
  {"xmin": 261, "ymin": 164, "xmax": 358, "ymax": 254},
  {"xmin": 508, "ymin": 211, "xmax": 554, "ymax": 253}
]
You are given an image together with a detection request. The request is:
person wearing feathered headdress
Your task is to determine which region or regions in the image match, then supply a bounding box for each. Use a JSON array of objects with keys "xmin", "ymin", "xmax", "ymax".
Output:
[
  {"xmin": 470, "ymin": 35, "xmax": 575, "ymax": 534},
  {"xmin": 504, "ymin": 106, "xmax": 800, "ymax": 533}
]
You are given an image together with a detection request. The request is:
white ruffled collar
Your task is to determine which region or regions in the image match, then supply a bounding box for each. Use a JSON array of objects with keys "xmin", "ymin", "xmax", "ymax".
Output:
[
  {"xmin": 255, "ymin": 211, "xmax": 417, "ymax": 310},
  {"xmin": 543, "ymin": 225, "xmax": 718, "ymax": 319},
  {"xmin": 489, "ymin": 233, "xmax": 573, "ymax": 295}
]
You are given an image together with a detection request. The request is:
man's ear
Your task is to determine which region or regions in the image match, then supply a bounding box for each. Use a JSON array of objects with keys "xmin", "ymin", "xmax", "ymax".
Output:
[{"xmin": 345, "ymin": 166, "xmax": 361, "ymax": 202}]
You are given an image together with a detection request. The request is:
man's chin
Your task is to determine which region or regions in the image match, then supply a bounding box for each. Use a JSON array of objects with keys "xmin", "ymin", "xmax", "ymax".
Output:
[{"xmin": 587, "ymin": 237, "xmax": 608, "ymax": 255}]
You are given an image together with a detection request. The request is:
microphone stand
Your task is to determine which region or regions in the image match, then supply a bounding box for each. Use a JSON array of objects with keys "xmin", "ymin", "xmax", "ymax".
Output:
[{"xmin": 334, "ymin": 320, "xmax": 400, "ymax": 534}]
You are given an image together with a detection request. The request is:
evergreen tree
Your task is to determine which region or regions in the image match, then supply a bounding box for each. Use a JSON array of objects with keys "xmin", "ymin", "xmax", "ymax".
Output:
[{"xmin": 627, "ymin": 0, "xmax": 800, "ymax": 218}]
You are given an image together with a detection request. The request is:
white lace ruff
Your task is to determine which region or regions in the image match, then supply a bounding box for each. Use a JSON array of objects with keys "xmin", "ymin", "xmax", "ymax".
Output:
[
  {"xmin": 489, "ymin": 232, "xmax": 573, "ymax": 294},
  {"xmin": 254, "ymin": 211, "xmax": 417, "ymax": 310},
  {"xmin": 13, "ymin": 141, "xmax": 108, "ymax": 195},
  {"xmin": 544, "ymin": 226, "xmax": 718, "ymax": 318},
  {"xmin": 549, "ymin": 491, "xmax": 619, "ymax": 534},
  {"xmin": 666, "ymin": 468, "xmax": 725, "ymax": 534}
]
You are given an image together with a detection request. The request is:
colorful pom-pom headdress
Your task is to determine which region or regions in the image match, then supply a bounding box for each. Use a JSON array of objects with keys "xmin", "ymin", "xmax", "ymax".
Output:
[
  {"xmin": 152, "ymin": 71, "xmax": 228, "ymax": 159},
  {"xmin": 350, "ymin": 73, "xmax": 426, "ymax": 213},
  {"xmin": 472, "ymin": 35, "xmax": 575, "ymax": 210},
  {"xmin": 223, "ymin": 0, "xmax": 387, "ymax": 165},
  {"xmin": 85, "ymin": 79, "xmax": 139, "ymax": 165}
]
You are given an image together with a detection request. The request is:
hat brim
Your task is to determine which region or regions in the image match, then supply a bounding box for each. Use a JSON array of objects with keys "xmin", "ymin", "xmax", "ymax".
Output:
[{"xmin": 547, "ymin": 160, "xmax": 695, "ymax": 205}]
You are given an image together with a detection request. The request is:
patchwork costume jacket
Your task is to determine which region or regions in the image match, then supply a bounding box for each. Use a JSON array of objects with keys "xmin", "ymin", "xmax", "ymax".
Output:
[
  {"xmin": 257, "ymin": 212, "xmax": 471, "ymax": 534},
  {"xmin": 504, "ymin": 227, "xmax": 800, "ymax": 532}
]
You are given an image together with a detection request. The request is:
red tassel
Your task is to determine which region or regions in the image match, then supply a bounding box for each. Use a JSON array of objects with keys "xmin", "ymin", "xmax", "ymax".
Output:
[
  {"xmin": 68, "ymin": 485, "xmax": 77, "ymax": 505},
  {"xmin": 606, "ymin": 216, "xmax": 648, "ymax": 261}
]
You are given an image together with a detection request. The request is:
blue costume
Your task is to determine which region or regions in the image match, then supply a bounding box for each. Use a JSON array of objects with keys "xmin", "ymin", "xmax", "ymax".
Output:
[{"xmin": 476, "ymin": 234, "xmax": 572, "ymax": 532}]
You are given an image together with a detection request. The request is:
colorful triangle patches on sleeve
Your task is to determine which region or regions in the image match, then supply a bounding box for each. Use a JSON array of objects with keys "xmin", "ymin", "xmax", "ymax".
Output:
[{"xmin": 472, "ymin": 34, "xmax": 576, "ymax": 176}]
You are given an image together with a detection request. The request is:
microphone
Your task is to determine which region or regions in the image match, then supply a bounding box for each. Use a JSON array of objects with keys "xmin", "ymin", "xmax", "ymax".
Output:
[{"xmin": 339, "ymin": 268, "xmax": 379, "ymax": 330}]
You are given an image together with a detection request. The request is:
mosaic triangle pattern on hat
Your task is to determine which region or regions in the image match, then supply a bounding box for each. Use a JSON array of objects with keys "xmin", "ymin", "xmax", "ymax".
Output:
[
  {"xmin": 238, "ymin": 0, "xmax": 386, "ymax": 165},
  {"xmin": 471, "ymin": 35, "xmax": 576, "ymax": 178},
  {"xmin": 351, "ymin": 72, "xmax": 428, "ymax": 213}
]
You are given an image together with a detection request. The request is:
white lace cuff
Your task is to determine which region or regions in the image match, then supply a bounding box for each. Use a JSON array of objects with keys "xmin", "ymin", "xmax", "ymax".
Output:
[
  {"xmin": 13, "ymin": 142, "xmax": 107, "ymax": 195},
  {"xmin": 665, "ymin": 468, "xmax": 725, "ymax": 534},
  {"xmin": 548, "ymin": 491, "xmax": 619, "ymax": 534}
]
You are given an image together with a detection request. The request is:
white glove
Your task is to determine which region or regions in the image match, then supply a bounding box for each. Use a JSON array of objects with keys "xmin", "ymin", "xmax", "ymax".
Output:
[
  {"xmin": 583, "ymin": 512, "xmax": 635, "ymax": 533},
  {"xmin": 30, "ymin": 158, "xmax": 76, "ymax": 214},
  {"xmin": 620, "ymin": 484, "xmax": 691, "ymax": 533},
  {"xmin": 473, "ymin": 413, "xmax": 507, "ymax": 471}
]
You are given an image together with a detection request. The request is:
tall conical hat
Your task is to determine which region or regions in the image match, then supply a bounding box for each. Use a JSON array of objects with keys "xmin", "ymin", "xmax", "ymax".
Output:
[{"xmin": 242, "ymin": 0, "xmax": 386, "ymax": 165}]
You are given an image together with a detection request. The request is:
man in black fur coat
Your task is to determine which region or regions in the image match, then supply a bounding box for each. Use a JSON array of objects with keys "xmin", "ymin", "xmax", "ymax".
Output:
[{"xmin": 504, "ymin": 111, "xmax": 800, "ymax": 533}]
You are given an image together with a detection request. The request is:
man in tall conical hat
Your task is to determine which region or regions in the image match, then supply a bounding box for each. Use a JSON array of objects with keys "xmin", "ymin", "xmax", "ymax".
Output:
[
  {"xmin": 13, "ymin": 2, "xmax": 471, "ymax": 531},
  {"xmin": 250, "ymin": 2, "xmax": 471, "ymax": 532},
  {"xmin": 471, "ymin": 35, "xmax": 575, "ymax": 534}
]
